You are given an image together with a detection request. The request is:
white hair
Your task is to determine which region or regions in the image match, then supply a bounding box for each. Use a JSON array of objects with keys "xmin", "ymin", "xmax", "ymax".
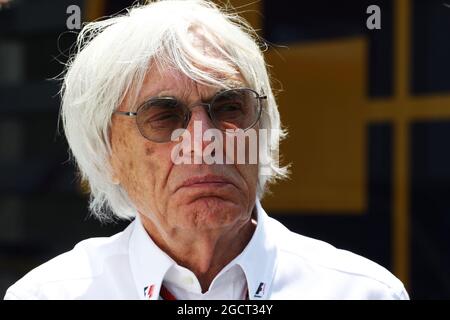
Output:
[{"xmin": 60, "ymin": 0, "xmax": 288, "ymax": 222}]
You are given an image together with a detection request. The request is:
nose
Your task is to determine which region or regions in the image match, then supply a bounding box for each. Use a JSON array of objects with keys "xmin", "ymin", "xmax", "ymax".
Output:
[
  {"xmin": 185, "ymin": 104, "xmax": 218, "ymax": 162},
  {"xmin": 186, "ymin": 104, "xmax": 214, "ymax": 129}
]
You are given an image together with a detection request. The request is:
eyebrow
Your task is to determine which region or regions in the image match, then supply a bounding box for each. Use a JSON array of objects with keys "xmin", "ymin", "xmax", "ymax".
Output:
[
  {"xmin": 137, "ymin": 90, "xmax": 223, "ymax": 109},
  {"xmin": 137, "ymin": 82, "xmax": 246, "ymax": 108}
]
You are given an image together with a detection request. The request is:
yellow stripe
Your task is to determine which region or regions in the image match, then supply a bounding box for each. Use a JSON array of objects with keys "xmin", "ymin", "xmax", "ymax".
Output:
[
  {"xmin": 84, "ymin": 0, "xmax": 106, "ymax": 22},
  {"xmin": 366, "ymin": 96, "xmax": 450, "ymax": 121}
]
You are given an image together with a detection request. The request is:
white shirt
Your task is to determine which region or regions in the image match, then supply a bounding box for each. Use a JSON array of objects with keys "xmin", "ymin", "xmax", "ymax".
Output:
[{"xmin": 3, "ymin": 200, "xmax": 409, "ymax": 300}]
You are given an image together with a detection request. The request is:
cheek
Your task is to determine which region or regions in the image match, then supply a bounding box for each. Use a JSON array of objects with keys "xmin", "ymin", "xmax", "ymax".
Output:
[
  {"xmin": 242, "ymin": 136, "xmax": 260, "ymax": 194},
  {"xmin": 145, "ymin": 146, "xmax": 155, "ymax": 156},
  {"xmin": 127, "ymin": 159, "xmax": 134, "ymax": 170},
  {"xmin": 115, "ymin": 145, "xmax": 157, "ymax": 211},
  {"xmin": 238, "ymin": 163, "xmax": 258, "ymax": 189},
  {"xmin": 111, "ymin": 132, "xmax": 154, "ymax": 195},
  {"xmin": 110, "ymin": 121, "xmax": 176, "ymax": 214},
  {"xmin": 129, "ymin": 145, "xmax": 157, "ymax": 184},
  {"xmin": 127, "ymin": 143, "xmax": 173, "ymax": 195}
]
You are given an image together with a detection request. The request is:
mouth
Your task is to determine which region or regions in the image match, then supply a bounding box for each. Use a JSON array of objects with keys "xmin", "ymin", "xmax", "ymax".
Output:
[{"xmin": 178, "ymin": 174, "xmax": 235, "ymax": 191}]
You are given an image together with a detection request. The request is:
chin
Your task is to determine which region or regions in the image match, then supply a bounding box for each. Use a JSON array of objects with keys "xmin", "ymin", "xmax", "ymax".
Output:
[{"xmin": 177, "ymin": 197, "xmax": 245, "ymax": 229}]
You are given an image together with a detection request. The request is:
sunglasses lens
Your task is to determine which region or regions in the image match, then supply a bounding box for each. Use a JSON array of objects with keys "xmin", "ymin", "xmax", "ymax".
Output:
[{"xmin": 136, "ymin": 89, "xmax": 262, "ymax": 142}]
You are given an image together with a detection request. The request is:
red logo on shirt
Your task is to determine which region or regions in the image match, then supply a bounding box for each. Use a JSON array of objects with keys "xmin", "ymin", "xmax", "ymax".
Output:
[{"xmin": 144, "ymin": 284, "xmax": 155, "ymax": 299}]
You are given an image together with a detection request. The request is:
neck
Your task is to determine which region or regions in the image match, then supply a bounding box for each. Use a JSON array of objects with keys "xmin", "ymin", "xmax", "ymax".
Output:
[{"xmin": 140, "ymin": 213, "xmax": 256, "ymax": 293}]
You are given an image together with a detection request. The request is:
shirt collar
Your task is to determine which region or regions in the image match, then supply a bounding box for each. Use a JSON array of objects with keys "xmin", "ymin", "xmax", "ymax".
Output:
[
  {"xmin": 128, "ymin": 199, "xmax": 277, "ymax": 300},
  {"xmin": 128, "ymin": 215, "xmax": 175, "ymax": 300},
  {"xmin": 234, "ymin": 199, "xmax": 278, "ymax": 300}
]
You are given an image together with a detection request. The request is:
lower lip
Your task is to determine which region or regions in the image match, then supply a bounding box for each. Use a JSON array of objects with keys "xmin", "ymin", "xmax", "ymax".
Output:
[{"xmin": 182, "ymin": 182, "xmax": 232, "ymax": 188}]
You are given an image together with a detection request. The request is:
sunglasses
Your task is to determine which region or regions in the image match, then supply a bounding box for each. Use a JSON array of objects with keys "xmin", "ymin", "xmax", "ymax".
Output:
[{"xmin": 114, "ymin": 88, "xmax": 266, "ymax": 143}]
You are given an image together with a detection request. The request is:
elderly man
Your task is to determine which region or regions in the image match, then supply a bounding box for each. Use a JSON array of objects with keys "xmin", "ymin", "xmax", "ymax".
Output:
[{"xmin": 5, "ymin": 0, "xmax": 408, "ymax": 300}]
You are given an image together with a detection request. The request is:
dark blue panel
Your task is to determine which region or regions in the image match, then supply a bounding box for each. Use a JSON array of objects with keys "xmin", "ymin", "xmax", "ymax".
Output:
[
  {"xmin": 411, "ymin": 121, "xmax": 450, "ymax": 299},
  {"xmin": 271, "ymin": 123, "xmax": 392, "ymax": 272},
  {"xmin": 0, "ymin": 0, "xmax": 84, "ymax": 35},
  {"xmin": 412, "ymin": 0, "xmax": 450, "ymax": 94}
]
